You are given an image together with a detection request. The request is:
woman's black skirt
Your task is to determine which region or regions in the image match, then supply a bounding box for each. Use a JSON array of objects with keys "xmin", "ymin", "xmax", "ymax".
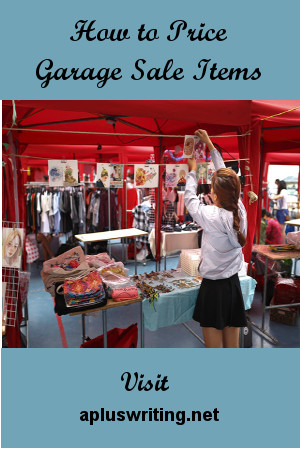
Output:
[{"xmin": 193, "ymin": 273, "xmax": 247, "ymax": 330}]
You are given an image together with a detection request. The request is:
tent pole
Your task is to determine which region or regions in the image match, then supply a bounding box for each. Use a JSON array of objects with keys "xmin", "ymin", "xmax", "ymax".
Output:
[
  {"xmin": 256, "ymin": 138, "xmax": 265, "ymax": 243},
  {"xmin": 7, "ymin": 132, "xmax": 20, "ymax": 223},
  {"xmin": 263, "ymin": 125, "xmax": 300, "ymax": 130},
  {"xmin": 157, "ymin": 138, "xmax": 163, "ymax": 271}
]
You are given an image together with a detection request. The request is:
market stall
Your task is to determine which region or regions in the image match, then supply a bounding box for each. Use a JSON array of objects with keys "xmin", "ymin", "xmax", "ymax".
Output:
[{"xmin": 2, "ymin": 100, "xmax": 300, "ymax": 348}]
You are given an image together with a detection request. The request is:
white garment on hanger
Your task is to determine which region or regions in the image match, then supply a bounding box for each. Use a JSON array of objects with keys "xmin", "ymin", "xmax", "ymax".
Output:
[{"xmin": 41, "ymin": 192, "xmax": 50, "ymax": 233}]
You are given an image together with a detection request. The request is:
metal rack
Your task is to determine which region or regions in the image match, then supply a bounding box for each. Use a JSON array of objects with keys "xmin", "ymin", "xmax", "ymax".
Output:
[{"xmin": 2, "ymin": 221, "xmax": 24, "ymax": 341}]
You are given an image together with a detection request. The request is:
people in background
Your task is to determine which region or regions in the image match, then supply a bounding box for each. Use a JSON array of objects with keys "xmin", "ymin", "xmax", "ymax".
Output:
[
  {"xmin": 262, "ymin": 210, "xmax": 282, "ymax": 245},
  {"xmin": 260, "ymin": 209, "xmax": 267, "ymax": 244},
  {"xmin": 270, "ymin": 180, "xmax": 288, "ymax": 243},
  {"xmin": 36, "ymin": 233, "xmax": 54, "ymax": 261}
]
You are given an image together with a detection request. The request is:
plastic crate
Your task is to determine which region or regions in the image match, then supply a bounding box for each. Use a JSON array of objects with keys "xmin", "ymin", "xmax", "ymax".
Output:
[{"xmin": 180, "ymin": 249, "xmax": 202, "ymax": 276}]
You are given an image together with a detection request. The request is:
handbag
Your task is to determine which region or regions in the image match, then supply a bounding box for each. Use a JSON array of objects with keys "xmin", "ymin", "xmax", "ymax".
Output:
[{"xmin": 60, "ymin": 271, "xmax": 106, "ymax": 308}]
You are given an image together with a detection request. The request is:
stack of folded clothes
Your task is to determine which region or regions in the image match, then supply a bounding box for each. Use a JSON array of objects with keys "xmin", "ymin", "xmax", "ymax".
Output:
[
  {"xmin": 62, "ymin": 271, "xmax": 106, "ymax": 308},
  {"xmin": 85, "ymin": 253, "xmax": 115, "ymax": 268},
  {"xmin": 41, "ymin": 246, "xmax": 92, "ymax": 297},
  {"xmin": 98, "ymin": 263, "xmax": 139, "ymax": 302}
]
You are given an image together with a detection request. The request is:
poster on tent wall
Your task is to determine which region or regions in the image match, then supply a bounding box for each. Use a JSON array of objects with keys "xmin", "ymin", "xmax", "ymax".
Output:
[
  {"xmin": 48, "ymin": 160, "xmax": 78, "ymax": 186},
  {"xmin": 2, "ymin": 227, "xmax": 24, "ymax": 269},
  {"xmin": 134, "ymin": 164, "xmax": 159, "ymax": 188},
  {"xmin": 96, "ymin": 163, "xmax": 111, "ymax": 188},
  {"xmin": 110, "ymin": 164, "xmax": 124, "ymax": 188},
  {"xmin": 165, "ymin": 164, "xmax": 189, "ymax": 187},
  {"xmin": 196, "ymin": 162, "xmax": 208, "ymax": 184}
]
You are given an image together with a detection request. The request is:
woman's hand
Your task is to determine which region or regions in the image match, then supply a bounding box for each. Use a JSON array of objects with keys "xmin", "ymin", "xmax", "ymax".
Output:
[
  {"xmin": 195, "ymin": 129, "xmax": 214, "ymax": 151},
  {"xmin": 187, "ymin": 157, "xmax": 197, "ymax": 172}
]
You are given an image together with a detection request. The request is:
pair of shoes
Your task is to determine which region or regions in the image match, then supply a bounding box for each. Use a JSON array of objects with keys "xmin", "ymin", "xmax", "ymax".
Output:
[
  {"xmin": 174, "ymin": 225, "xmax": 182, "ymax": 232},
  {"xmin": 162, "ymin": 225, "xmax": 174, "ymax": 232}
]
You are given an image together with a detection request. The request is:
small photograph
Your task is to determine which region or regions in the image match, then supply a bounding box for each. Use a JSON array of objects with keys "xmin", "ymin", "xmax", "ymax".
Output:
[
  {"xmin": 134, "ymin": 164, "xmax": 159, "ymax": 188},
  {"xmin": 48, "ymin": 160, "xmax": 64, "ymax": 187},
  {"xmin": 183, "ymin": 135, "xmax": 195, "ymax": 158},
  {"xmin": 2, "ymin": 227, "xmax": 24, "ymax": 268},
  {"xmin": 96, "ymin": 163, "xmax": 111, "ymax": 188},
  {"xmin": 110, "ymin": 164, "xmax": 124, "ymax": 188},
  {"xmin": 63, "ymin": 161, "xmax": 78, "ymax": 185},
  {"xmin": 197, "ymin": 162, "xmax": 208, "ymax": 183}
]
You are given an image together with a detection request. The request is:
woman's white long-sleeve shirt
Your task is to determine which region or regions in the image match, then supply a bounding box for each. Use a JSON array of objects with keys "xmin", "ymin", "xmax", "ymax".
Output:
[{"xmin": 184, "ymin": 149, "xmax": 247, "ymax": 280}]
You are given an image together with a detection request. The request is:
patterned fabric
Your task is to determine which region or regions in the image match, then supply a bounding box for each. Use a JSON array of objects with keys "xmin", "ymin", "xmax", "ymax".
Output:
[
  {"xmin": 63, "ymin": 271, "xmax": 106, "ymax": 307},
  {"xmin": 64, "ymin": 271, "xmax": 103, "ymax": 299},
  {"xmin": 25, "ymin": 236, "xmax": 39, "ymax": 263},
  {"xmin": 19, "ymin": 271, "xmax": 31, "ymax": 305},
  {"xmin": 43, "ymin": 246, "xmax": 85, "ymax": 273},
  {"xmin": 265, "ymin": 219, "xmax": 282, "ymax": 245},
  {"xmin": 132, "ymin": 205, "xmax": 149, "ymax": 243},
  {"xmin": 109, "ymin": 286, "xmax": 139, "ymax": 302}
]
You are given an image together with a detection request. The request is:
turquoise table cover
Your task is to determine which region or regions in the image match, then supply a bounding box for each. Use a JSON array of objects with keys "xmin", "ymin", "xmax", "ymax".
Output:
[{"xmin": 142, "ymin": 275, "xmax": 257, "ymax": 331}]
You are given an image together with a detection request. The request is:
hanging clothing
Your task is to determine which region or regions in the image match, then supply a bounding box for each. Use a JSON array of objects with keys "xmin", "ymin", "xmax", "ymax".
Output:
[
  {"xmin": 41, "ymin": 191, "xmax": 50, "ymax": 233},
  {"xmin": 99, "ymin": 190, "xmax": 118, "ymax": 231},
  {"xmin": 132, "ymin": 205, "xmax": 150, "ymax": 244}
]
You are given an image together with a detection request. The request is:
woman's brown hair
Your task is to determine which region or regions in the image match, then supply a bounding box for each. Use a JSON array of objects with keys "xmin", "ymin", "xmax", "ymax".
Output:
[{"xmin": 212, "ymin": 168, "xmax": 246, "ymax": 247}]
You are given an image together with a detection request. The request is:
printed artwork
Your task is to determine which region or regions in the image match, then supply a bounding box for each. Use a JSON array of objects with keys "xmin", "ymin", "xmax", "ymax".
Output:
[
  {"xmin": 196, "ymin": 163, "xmax": 208, "ymax": 184},
  {"xmin": 207, "ymin": 161, "xmax": 215, "ymax": 184},
  {"xmin": 165, "ymin": 164, "xmax": 188, "ymax": 187},
  {"xmin": 48, "ymin": 160, "xmax": 64, "ymax": 187},
  {"xmin": 96, "ymin": 163, "xmax": 111, "ymax": 188},
  {"xmin": 183, "ymin": 135, "xmax": 195, "ymax": 158},
  {"xmin": 110, "ymin": 164, "xmax": 124, "ymax": 188},
  {"xmin": 63, "ymin": 160, "xmax": 78, "ymax": 185},
  {"xmin": 2, "ymin": 227, "xmax": 24, "ymax": 268},
  {"xmin": 48, "ymin": 160, "xmax": 78, "ymax": 186},
  {"xmin": 194, "ymin": 137, "xmax": 206, "ymax": 161},
  {"xmin": 134, "ymin": 164, "xmax": 159, "ymax": 188}
]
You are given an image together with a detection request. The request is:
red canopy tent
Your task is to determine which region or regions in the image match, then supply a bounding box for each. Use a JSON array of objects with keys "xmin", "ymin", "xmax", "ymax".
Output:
[{"xmin": 3, "ymin": 100, "xmax": 300, "ymax": 264}]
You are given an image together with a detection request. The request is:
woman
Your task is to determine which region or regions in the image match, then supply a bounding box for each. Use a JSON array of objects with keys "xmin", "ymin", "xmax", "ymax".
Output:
[
  {"xmin": 184, "ymin": 129, "xmax": 247, "ymax": 348},
  {"xmin": 270, "ymin": 180, "xmax": 288, "ymax": 243}
]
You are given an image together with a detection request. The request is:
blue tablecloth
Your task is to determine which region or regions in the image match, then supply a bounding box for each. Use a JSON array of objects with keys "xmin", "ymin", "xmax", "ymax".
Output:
[{"xmin": 142, "ymin": 275, "xmax": 257, "ymax": 331}]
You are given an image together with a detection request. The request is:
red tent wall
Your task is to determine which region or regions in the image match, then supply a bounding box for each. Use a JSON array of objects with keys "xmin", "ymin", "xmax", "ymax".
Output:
[{"xmin": 3, "ymin": 100, "xmax": 300, "ymax": 265}]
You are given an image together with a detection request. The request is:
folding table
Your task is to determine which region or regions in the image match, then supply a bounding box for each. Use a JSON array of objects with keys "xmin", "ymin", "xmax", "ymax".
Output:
[
  {"xmin": 251, "ymin": 244, "xmax": 300, "ymax": 344},
  {"xmin": 75, "ymin": 227, "xmax": 148, "ymax": 274}
]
